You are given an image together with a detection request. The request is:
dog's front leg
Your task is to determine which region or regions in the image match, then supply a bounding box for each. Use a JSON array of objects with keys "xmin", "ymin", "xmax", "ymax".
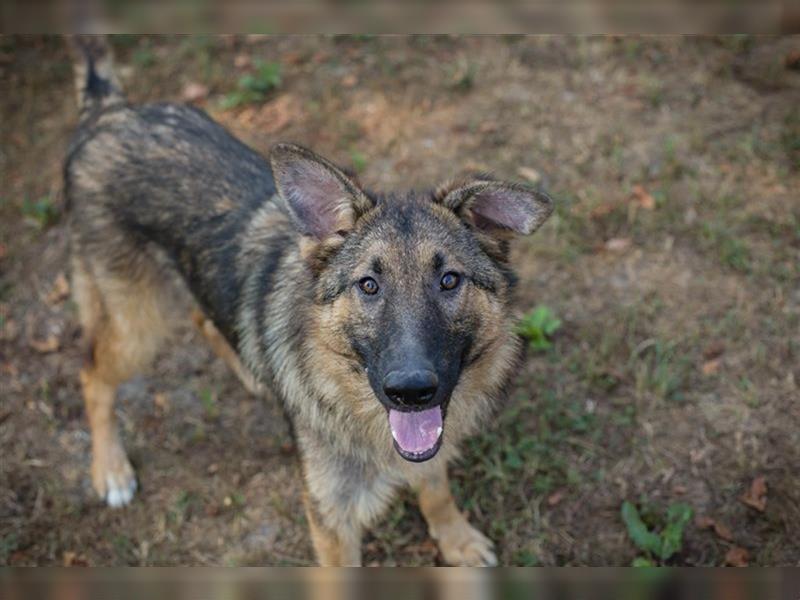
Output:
[
  {"xmin": 303, "ymin": 490, "xmax": 362, "ymax": 566},
  {"xmin": 297, "ymin": 438, "xmax": 366, "ymax": 566},
  {"xmin": 414, "ymin": 462, "xmax": 498, "ymax": 566}
]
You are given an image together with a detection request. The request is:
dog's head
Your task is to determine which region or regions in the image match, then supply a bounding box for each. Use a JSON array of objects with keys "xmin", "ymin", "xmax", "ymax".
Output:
[{"xmin": 271, "ymin": 143, "xmax": 553, "ymax": 462}]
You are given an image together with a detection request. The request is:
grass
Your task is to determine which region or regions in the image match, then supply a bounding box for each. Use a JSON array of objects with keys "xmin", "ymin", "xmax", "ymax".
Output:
[
  {"xmin": 220, "ymin": 60, "xmax": 282, "ymax": 109},
  {"xmin": 631, "ymin": 339, "xmax": 690, "ymax": 403},
  {"xmin": 21, "ymin": 196, "xmax": 59, "ymax": 228},
  {"xmin": 517, "ymin": 306, "xmax": 562, "ymax": 351},
  {"xmin": 621, "ymin": 500, "xmax": 693, "ymax": 566},
  {"xmin": 199, "ymin": 387, "xmax": 219, "ymax": 420},
  {"xmin": 699, "ymin": 222, "xmax": 751, "ymax": 273}
]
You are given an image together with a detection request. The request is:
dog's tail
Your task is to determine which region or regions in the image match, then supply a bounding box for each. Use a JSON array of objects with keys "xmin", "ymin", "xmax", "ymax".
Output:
[{"xmin": 67, "ymin": 35, "xmax": 125, "ymax": 120}]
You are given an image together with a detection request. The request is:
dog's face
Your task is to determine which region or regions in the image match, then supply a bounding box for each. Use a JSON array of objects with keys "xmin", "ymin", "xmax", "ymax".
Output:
[{"xmin": 271, "ymin": 144, "xmax": 553, "ymax": 462}]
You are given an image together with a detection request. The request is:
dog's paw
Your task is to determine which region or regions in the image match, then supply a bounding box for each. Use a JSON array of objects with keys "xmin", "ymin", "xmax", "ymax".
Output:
[
  {"xmin": 92, "ymin": 446, "xmax": 137, "ymax": 508},
  {"xmin": 435, "ymin": 521, "xmax": 498, "ymax": 567}
]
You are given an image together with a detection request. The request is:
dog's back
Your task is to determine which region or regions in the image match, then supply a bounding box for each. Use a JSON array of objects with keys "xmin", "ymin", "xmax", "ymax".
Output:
[{"xmin": 66, "ymin": 37, "xmax": 281, "ymax": 343}]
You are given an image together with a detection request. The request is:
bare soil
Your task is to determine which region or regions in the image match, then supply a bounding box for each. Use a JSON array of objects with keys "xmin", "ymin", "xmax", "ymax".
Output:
[{"xmin": 1, "ymin": 35, "xmax": 798, "ymax": 566}]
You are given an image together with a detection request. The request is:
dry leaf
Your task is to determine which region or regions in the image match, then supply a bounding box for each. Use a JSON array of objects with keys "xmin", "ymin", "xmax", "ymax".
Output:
[
  {"xmin": 696, "ymin": 515, "xmax": 715, "ymax": 530},
  {"xmin": 234, "ymin": 54, "xmax": 251, "ymax": 69},
  {"xmin": 517, "ymin": 166, "xmax": 542, "ymax": 185},
  {"xmin": 341, "ymin": 73, "xmax": 357, "ymax": 87},
  {"xmin": 785, "ymin": 50, "xmax": 800, "ymax": 70},
  {"xmin": 182, "ymin": 82, "xmax": 209, "ymax": 103},
  {"xmin": 0, "ymin": 242, "xmax": 7, "ymax": 260},
  {"xmin": 46, "ymin": 272, "xmax": 70, "ymax": 304},
  {"xmin": 29, "ymin": 335, "xmax": 60, "ymax": 353},
  {"xmin": 547, "ymin": 490, "xmax": 565, "ymax": 506},
  {"xmin": 702, "ymin": 358, "xmax": 721, "ymax": 376},
  {"xmin": 605, "ymin": 237, "xmax": 632, "ymax": 252},
  {"xmin": 725, "ymin": 546, "xmax": 749, "ymax": 567},
  {"xmin": 234, "ymin": 94, "xmax": 298, "ymax": 135},
  {"xmin": 740, "ymin": 476, "xmax": 767, "ymax": 512},
  {"xmin": 697, "ymin": 516, "xmax": 734, "ymax": 542},
  {"xmin": 1, "ymin": 318, "xmax": 19, "ymax": 342},
  {"xmin": 713, "ymin": 521, "xmax": 734, "ymax": 542},
  {"xmin": 630, "ymin": 185, "xmax": 656, "ymax": 210},
  {"xmin": 154, "ymin": 392, "xmax": 170, "ymax": 413},
  {"xmin": 703, "ymin": 342, "xmax": 725, "ymax": 360}
]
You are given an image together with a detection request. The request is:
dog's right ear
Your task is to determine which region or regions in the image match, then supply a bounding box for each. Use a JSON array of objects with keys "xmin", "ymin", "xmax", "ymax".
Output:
[{"xmin": 270, "ymin": 143, "xmax": 373, "ymax": 240}]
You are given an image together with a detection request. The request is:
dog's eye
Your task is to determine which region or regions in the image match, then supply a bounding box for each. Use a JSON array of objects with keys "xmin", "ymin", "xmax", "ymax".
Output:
[
  {"xmin": 358, "ymin": 277, "xmax": 379, "ymax": 295},
  {"xmin": 440, "ymin": 272, "xmax": 461, "ymax": 291}
]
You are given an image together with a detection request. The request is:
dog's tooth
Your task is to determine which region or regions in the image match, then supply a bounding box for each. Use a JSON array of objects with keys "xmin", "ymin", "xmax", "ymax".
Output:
[{"xmin": 436, "ymin": 426, "xmax": 443, "ymax": 437}]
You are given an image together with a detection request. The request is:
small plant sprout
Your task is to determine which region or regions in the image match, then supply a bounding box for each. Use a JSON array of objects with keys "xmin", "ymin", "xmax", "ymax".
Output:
[{"xmin": 517, "ymin": 306, "xmax": 562, "ymax": 351}]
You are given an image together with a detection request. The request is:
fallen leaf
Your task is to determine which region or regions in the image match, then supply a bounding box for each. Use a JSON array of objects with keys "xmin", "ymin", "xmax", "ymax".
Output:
[
  {"xmin": 341, "ymin": 73, "xmax": 357, "ymax": 87},
  {"xmin": 740, "ymin": 477, "xmax": 767, "ymax": 512},
  {"xmin": 154, "ymin": 392, "xmax": 170, "ymax": 413},
  {"xmin": 234, "ymin": 54, "xmax": 251, "ymax": 69},
  {"xmin": 605, "ymin": 237, "xmax": 632, "ymax": 252},
  {"xmin": 283, "ymin": 51, "xmax": 305, "ymax": 65},
  {"xmin": 589, "ymin": 201, "xmax": 618, "ymax": 218},
  {"xmin": 695, "ymin": 515, "xmax": 715, "ymax": 529},
  {"xmin": 517, "ymin": 166, "xmax": 542, "ymax": 185},
  {"xmin": 234, "ymin": 94, "xmax": 298, "ymax": 135},
  {"xmin": 725, "ymin": 546, "xmax": 749, "ymax": 567},
  {"xmin": 0, "ymin": 242, "xmax": 7, "ymax": 260},
  {"xmin": 182, "ymin": 82, "xmax": 209, "ymax": 103},
  {"xmin": 547, "ymin": 490, "xmax": 565, "ymax": 507},
  {"xmin": 702, "ymin": 358, "xmax": 721, "ymax": 376},
  {"xmin": 703, "ymin": 342, "xmax": 725, "ymax": 360},
  {"xmin": 785, "ymin": 50, "xmax": 800, "ymax": 71},
  {"xmin": 46, "ymin": 272, "xmax": 70, "ymax": 305},
  {"xmin": 740, "ymin": 476, "xmax": 767, "ymax": 512},
  {"xmin": 1, "ymin": 318, "xmax": 18, "ymax": 342},
  {"xmin": 29, "ymin": 335, "xmax": 60, "ymax": 353},
  {"xmin": 713, "ymin": 521, "xmax": 734, "ymax": 542},
  {"xmin": 630, "ymin": 184, "xmax": 656, "ymax": 210}
]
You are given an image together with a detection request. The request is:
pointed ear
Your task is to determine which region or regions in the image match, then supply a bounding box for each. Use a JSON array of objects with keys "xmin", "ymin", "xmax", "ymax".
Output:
[
  {"xmin": 436, "ymin": 178, "xmax": 554, "ymax": 236},
  {"xmin": 270, "ymin": 143, "xmax": 373, "ymax": 239}
]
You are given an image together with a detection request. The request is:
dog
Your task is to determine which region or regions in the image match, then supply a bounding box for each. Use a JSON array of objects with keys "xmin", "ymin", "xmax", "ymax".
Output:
[{"xmin": 64, "ymin": 36, "xmax": 553, "ymax": 566}]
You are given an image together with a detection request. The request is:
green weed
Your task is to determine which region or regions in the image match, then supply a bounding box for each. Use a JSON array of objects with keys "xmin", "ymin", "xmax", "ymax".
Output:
[
  {"xmin": 221, "ymin": 60, "xmax": 281, "ymax": 109},
  {"xmin": 517, "ymin": 306, "xmax": 562, "ymax": 351},
  {"xmin": 621, "ymin": 500, "xmax": 693, "ymax": 565},
  {"xmin": 631, "ymin": 340, "xmax": 689, "ymax": 402},
  {"xmin": 349, "ymin": 149, "xmax": 368, "ymax": 173},
  {"xmin": 0, "ymin": 533, "xmax": 19, "ymax": 563},
  {"xmin": 199, "ymin": 387, "xmax": 219, "ymax": 419},
  {"xmin": 21, "ymin": 196, "xmax": 59, "ymax": 228}
]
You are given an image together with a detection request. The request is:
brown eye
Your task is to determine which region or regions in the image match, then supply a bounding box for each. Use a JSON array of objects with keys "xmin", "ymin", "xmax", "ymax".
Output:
[
  {"xmin": 440, "ymin": 272, "xmax": 460, "ymax": 291},
  {"xmin": 358, "ymin": 277, "xmax": 379, "ymax": 295}
]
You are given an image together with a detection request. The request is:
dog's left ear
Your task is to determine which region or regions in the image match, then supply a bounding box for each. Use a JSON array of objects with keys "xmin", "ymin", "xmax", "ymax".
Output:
[
  {"xmin": 270, "ymin": 143, "xmax": 373, "ymax": 239},
  {"xmin": 436, "ymin": 178, "xmax": 554, "ymax": 236}
]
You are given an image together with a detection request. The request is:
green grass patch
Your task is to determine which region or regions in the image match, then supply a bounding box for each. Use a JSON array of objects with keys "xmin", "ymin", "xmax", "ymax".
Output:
[
  {"xmin": 699, "ymin": 222, "xmax": 751, "ymax": 273},
  {"xmin": 621, "ymin": 500, "xmax": 693, "ymax": 565},
  {"xmin": 21, "ymin": 196, "xmax": 59, "ymax": 229},
  {"xmin": 221, "ymin": 60, "xmax": 281, "ymax": 109},
  {"xmin": 631, "ymin": 339, "xmax": 690, "ymax": 403},
  {"xmin": 517, "ymin": 306, "xmax": 562, "ymax": 351}
]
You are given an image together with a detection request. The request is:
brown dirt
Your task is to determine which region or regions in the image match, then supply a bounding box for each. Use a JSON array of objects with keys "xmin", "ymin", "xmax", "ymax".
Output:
[{"xmin": 1, "ymin": 35, "xmax": 798, "ymax": 566}]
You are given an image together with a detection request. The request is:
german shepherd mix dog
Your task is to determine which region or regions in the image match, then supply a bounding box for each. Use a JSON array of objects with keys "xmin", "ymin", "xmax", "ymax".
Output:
[{"xmin": 65, "ymin": 37, "xmax": 553, "ymax": 566}]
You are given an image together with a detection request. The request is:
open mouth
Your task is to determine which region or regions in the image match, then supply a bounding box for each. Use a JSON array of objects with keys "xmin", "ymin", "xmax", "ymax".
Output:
[{"xmin": 388, "ymin": 405, "xmax": 443, "ymax": 462}]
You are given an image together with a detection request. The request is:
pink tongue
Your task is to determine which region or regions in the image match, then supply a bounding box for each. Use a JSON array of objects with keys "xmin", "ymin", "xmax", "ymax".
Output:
[{"xmin": 389, "ymin": 406, "xmax": 443, "ymax": 454}]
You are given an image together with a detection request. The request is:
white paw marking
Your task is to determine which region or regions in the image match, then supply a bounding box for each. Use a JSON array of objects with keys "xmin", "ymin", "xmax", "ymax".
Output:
[{"xmin": 105, "ymin": 474, "xmax": 137, "ymax": 508}]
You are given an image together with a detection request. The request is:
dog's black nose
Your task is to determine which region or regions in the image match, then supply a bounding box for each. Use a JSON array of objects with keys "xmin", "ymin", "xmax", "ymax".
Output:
[{"xmin": 383, "ymin": 370, "xmax": 439, "ymax": 407}]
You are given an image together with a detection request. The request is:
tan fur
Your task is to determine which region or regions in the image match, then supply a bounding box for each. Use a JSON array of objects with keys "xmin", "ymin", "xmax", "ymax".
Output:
[
  {"xmin": 72, "ymin": 256, "xmax": 173, "ymax": 503},
  {"xmin": 191, "ymin": 309, "xmax": 264, "ymax": 396}
]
